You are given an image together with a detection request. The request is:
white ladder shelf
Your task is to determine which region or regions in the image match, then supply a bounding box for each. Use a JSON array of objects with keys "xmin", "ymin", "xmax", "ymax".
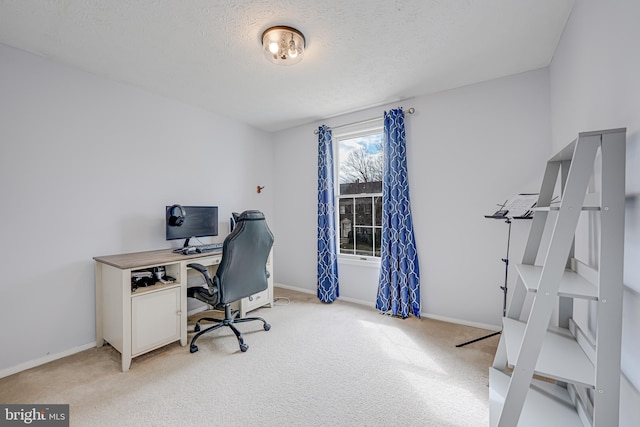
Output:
[{"xmin": 489, "ymin": 128, "xmax": 626, "ymax": 426}]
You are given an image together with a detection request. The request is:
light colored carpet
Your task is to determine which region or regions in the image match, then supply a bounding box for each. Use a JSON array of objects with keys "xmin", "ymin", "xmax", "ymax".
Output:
[{"xmin": 0, "ymin": 288, "xmax": 499, "ymax": 426}]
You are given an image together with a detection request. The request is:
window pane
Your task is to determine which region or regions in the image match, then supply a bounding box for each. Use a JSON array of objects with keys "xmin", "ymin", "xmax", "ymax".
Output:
[
  {"xmin": 374, "ymin": 196, "xmax": 382, "ymax": 226},
  {"xmin": 354, "ymin": 227, "xmax": 374, "ymax": 256},
  {"xmin": 374, "ymin": 227, "xmax": 382, "ymax": 257},
  {"xmin": 340, "ymin": 181, "xmax": 382, "ymax": 195},
  {"xmin": 338, "ymin": 132, "xmax": 384, "ymax": 195},
  {"xmin": 338, "ymin": 198, "xmax": 354, "ymax": 254},
  {"xmin": 354, "ymin": 197, "xmax": 373, "ymax": 226},
  {"xmin": 336, "ymin": 129, "xmax": 383, "ymax": 259}
]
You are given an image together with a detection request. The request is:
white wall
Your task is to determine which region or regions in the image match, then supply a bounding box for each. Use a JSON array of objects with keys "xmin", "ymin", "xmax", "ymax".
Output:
[
  {"xmin": 0, "ymin": 44, "xmax": 274, "ymax": 375},
  {"xmin": 273, "ymin": 68, "xmax": 551, "ymax": 329},
  {"xmin": 549, "ymin": 0, "xmax": 640, "ymax": 423}
]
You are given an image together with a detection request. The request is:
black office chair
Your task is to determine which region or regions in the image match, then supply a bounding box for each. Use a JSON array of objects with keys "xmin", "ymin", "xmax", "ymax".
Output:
[{"xmin": 186, "ymin": 210, "xmax": 274, "ymax": 353}]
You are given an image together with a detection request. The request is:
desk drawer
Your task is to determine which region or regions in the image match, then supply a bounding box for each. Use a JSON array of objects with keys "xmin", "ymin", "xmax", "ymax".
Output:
[{"xmin": 243, "ymin": 288, "xmax": 270, "ymax": 313}]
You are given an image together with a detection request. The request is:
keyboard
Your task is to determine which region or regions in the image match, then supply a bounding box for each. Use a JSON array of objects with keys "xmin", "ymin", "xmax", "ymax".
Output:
[
  {"xmin": 173, "ymin": 243, "xmax": 223, "ymax": 255},
  {"xmin": 193, "ymin": 243, "xmax": 223, "ymax": 253}
]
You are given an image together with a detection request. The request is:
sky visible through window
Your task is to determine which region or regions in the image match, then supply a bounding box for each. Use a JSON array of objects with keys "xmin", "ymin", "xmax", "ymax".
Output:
[{"xmin": 338, "ymin": 132, "xmax": 383, "ymax": 184}]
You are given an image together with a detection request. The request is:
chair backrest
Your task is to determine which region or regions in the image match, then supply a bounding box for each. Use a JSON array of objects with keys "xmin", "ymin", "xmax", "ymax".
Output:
[{"xmin": 215, "ymin": 210, "xmax": 274, "ymax": 304}]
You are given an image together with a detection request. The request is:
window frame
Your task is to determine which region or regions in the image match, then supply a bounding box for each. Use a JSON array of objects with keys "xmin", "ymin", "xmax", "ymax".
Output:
[{"xmin": 333, "ymin": 122, "xmax": 384, "ymax": 264}]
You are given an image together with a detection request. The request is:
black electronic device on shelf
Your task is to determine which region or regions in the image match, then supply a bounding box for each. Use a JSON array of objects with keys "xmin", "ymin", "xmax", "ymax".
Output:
[{"xmin": 131, "ymin": 266, "xmax": 176, "ymax": 291}]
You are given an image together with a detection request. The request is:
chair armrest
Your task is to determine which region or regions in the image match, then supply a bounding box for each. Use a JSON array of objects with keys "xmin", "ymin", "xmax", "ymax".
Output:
[
  {"xmin": 187, "ymin": 263, "xmax": 216, "ymax": 296},
  {"xmin": 187, "ymin": 262, "xmax": 211, "ymax": 279}
]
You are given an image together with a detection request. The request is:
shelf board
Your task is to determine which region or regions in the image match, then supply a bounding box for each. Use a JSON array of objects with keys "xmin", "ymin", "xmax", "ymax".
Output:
[
  {"xmin": 516, "ymin": 264, "xmax": 598, "ymax": 300},
  {"xmin": 533, "ymin": 205, "xmax": 600, "ymax": 212},
  {"xmin": 131, "ymin": 281, "xmax": 180, "ymax": 296},
  {"xmin": 502, "ymin": 318, "xmax": 595, "ymax": 387},
  {"xmin": 532, "ymin": 193, "xmax": 601, "ymax": 212},
  {"xmin": 489, "ymin": 368, "xmax": 583, "ymax": 427}
]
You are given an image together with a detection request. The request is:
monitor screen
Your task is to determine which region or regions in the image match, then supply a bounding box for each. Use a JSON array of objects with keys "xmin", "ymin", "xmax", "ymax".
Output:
[{"xmin": 166, "ymin": 205, "xmax": 218, "ymax": 242}]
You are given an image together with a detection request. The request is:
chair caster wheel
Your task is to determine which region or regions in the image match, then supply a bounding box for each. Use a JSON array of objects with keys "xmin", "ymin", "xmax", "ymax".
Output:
[
  {"xmin": 264, "ymin": 323, "xmax": 271, "ymax": 331},
  {"xmin": 190, "ymin": 345, "xmax": 199, "ymax": 353},
  {"xmin": 194, "ymin": 324, "xmax": 201, "ymax": 332},
  {"xmin": 240, "ymin": 343, "xmax": 249, "ymax": 352}
]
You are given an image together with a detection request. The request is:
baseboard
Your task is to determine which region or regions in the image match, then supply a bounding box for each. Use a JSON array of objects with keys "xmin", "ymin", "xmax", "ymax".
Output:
[
  {"xmin": 334, "ymin": 294, "xmax": 377, "ymax": 307},
  {"xmin": 274, "ymin": 283, "xmax": 500, "ymax": 332},
  {"xmin": 0, "ymin": 342, "xmax": 96, "ymax": 379},
  {"xmin": 274, "ymin": 282, "xmax": 315, "ymax": 295},
  {"xmin": 421, "ymin": 313, "xmax": 500, "ymax": 332},
  {"xmin": 275, "ymin": 283, "xmax": 373, "ymax": 306}
]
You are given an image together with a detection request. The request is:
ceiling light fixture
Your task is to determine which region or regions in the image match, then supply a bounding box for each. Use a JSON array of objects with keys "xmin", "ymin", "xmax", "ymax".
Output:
[{"xmin": 261, "ymin": 26, "xmax": 305, "ymax": 65}]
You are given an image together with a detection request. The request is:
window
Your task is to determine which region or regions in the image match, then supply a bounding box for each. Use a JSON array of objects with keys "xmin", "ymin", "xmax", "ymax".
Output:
[{"xmin": 336, "ymin": 127, "xmax": 383, "ymax": 258}]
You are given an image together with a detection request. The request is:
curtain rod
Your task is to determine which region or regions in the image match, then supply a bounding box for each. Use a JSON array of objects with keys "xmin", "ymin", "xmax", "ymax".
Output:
[{"xmin": 313, "ymin": 107, "xmax": 415, "ymax": 134}]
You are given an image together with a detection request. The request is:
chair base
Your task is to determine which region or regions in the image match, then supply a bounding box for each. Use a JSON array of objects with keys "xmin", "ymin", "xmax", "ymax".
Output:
[{"xmin": 189, "ymin": 304, "xmax": 270, "ymax": 353}]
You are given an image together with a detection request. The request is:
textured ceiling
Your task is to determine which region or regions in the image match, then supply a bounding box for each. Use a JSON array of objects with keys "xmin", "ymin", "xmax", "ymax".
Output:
[{"xmin": 0, "ymin": 0, "xmax": 574, "ymax": 132}]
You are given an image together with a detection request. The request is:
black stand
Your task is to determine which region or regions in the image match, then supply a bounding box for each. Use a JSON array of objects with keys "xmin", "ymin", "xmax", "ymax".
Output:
[{"xmin": 456, "ymin": 217, "xmax": 512, "ymax": 347}]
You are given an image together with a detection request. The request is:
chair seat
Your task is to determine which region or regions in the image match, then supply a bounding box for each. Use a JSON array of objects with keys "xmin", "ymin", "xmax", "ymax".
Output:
[{"xmin": 187, "ymin": 286, "xmax": 218, "ymax": 305}]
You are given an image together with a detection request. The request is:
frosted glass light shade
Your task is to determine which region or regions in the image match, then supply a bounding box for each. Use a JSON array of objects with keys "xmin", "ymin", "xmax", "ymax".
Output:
[{"xmin": 262, "ymin": 26, "xmax": 305, "ymax": 65}]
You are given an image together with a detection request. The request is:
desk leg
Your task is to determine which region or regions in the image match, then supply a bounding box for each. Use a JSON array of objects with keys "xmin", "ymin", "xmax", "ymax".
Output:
[
  {"xmin": 122, "ymin": 355, "xmax": 132, "ymax": 372},
  {"xmin": 180, "ymin": 263, "xmax": 188, "ymax": 346},
  {"xmin": 122, "ymin": 272, "xmax": 132, "ymax": 372}
]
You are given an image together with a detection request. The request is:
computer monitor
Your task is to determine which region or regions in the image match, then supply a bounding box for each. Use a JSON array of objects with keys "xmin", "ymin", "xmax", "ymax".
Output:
[
  {"xmin": 166, "ymin": 205, "xmax": 218, "ymax": 247},
  {"xmin": 229, "ymin": 212, "xmax": 241, "ymax": 233}
]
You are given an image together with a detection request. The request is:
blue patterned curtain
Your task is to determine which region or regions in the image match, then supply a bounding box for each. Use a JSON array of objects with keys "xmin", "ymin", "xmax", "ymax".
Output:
[
  {"xmin": 317, "ymin": 125, "xmax": 339, "ymax": 303},
  {"xmin": 376, "ymin": 109, "xmax": 420, "ymax": 318}
]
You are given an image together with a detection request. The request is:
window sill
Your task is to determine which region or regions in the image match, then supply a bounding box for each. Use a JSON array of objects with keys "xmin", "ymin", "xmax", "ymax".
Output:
[{"xmin": 338, "ymin": 255, "xmax": 381, "ymax": 268}]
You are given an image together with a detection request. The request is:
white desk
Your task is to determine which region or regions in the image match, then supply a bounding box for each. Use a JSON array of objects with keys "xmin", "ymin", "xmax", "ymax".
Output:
[{"xmin": 94, "ymin": 248, "xmax": 273, "ymax": 372}]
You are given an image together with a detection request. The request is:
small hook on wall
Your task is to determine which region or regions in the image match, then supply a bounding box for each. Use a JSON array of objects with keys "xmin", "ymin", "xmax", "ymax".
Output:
[{"xmin": 257, "ymin": 185, "xmax": 265, "ymax": 194}]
